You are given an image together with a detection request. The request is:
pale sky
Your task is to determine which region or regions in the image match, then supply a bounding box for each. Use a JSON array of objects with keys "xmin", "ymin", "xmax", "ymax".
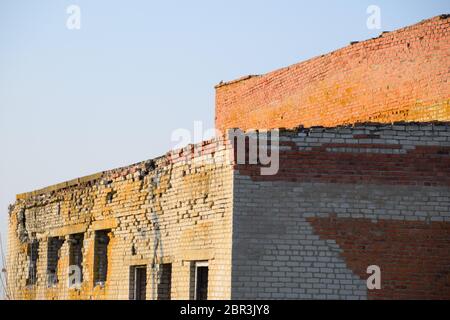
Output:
[{"xmin": 1, "ymin": 0, "xmax": 449, "ymax": 283}]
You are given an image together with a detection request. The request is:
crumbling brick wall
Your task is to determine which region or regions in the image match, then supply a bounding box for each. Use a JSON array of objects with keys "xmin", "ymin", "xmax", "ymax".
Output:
[
  {"xmin": 7, "ymin": 137, "xmax": 234, "ymax": 300},
  {"xmin": 7, "ymin": 122, "xmax": 450, "ymax": 300},
  {"xmin": 7, "ymin": 15, "xmax": 450, "ymax": 301},
  {"xmin": 232, "ymin": 122, "xmax": 450, "ymax": 299},
  {"xmin": 215, "ymin": 15, "xmax": 450, "ymax": 133}
]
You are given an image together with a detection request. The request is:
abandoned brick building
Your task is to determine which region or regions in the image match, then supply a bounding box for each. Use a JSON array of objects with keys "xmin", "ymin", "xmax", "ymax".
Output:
[{"xmin": 7, "ymin": 15, "xmax": 450, "ymax": 300}]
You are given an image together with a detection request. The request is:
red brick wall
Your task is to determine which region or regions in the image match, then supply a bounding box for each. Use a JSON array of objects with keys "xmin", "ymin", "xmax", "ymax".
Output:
[
  {"xmin": 308, "ymin": 216, "xmax": 450, "ymax": 299},
  {"xmin": 216, "ymin": 15, "xmax": 450, "ymax": 133},
  {"xmin": 235, "ymin": 142, "xmax": 450, "ymax": 186}
]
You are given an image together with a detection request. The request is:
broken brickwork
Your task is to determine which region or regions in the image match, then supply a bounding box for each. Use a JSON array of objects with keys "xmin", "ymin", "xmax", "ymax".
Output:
[
  {"xmin": 7, "ymin": 15, "xmax": 450, "ymax": 300},
  {"xmin": 7, "ymin": 123, "xmax": 450, "ymax": 299},
  {"xmin": 8, "ymin": 137, "xmax": 234, "ymax": 299}
]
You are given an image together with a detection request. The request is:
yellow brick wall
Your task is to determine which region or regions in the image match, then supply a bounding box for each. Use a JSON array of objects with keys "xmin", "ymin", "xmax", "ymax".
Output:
[{"xmin": 7, "ymin": 138, "xmax": 234, "ymax": 300}]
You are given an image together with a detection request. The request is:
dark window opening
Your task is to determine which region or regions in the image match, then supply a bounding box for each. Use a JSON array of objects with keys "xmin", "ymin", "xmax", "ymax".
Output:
[
  {"xmin": 26, "ymin": 240, "xmax": 39, "ymax": 286},
  {"xmin": 191, "ymin": 261, "xmax": 208, "ymax": 300},
  {"xmin": 68, "ymin": 233, "xmax": 84, "ymax": 286},
  {"xmin": 129, "ymin": 265, "xmax": 147, "ymax": 300},
  {"xmin": 106, "ymin": 190, "xmax": 115, "ymax": 204},
  {"xmin": 47, "ymin": 237, "xmax": 64, "ymax": 287},
  {"xmin": 93, "ymin": 230, "xmax": 110, "ymax": 286},
  {"xmin": 157, "ymin": 263, "xmax": 172, "ymax": 300}
]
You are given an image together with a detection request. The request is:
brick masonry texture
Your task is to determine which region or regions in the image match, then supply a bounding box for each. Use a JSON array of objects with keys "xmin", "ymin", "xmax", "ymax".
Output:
[
  {"xmin": 7, "ymin": 15, "xmax": 450, "ymax": 300},
  {"xmin": 8, "ymin": 123, "xmax": 450, "ymax": 299},
  {"xmin": 232, "ymin": 123, "xmax": 450, "ymax": 300},
  {"xmin": 308, "ymin": 217, "xmax": 450, "ymax": 299},
  {"xmin": 215, "ymin": 15, "xmax": 450, "ymax": 133},
  {"xmin": 8, "ymin": 138, "xmax": 235, "ymax": 299},
  {"xmin": 235, "ymin": 123, "xmax": 450, "ymax": 187}
]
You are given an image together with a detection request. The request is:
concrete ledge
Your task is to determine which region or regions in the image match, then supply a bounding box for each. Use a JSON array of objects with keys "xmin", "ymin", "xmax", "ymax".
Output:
[
  {"xmin": 90, "ymin": 218, "xmax": 118, "ymax": 231},
  {"xmin": 16, "ymin": 172, "xmax": 104, "ymax": 200},
  {"xmin": 49, "ymin": 222, "xmax": 89, "ymax": 237},
  {"xmin": 182, "ymin": 248, "xmax": 215, "ymax": 262}
]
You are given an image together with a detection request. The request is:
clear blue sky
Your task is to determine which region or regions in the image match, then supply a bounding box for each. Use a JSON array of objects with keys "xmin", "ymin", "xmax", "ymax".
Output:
[{"xmin": 0, "ymin": 0, "xmax": 449, "ymax": 268}]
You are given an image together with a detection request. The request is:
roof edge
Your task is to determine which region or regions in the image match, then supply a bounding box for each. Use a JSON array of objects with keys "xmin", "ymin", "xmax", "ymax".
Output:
[
  {"xmin": 214, "ymin": 75, "xmax": 261, "ymax": 89},
  {"xmin": 214, "ymin": 14, "xmax": 449, "ymax": 89}
]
